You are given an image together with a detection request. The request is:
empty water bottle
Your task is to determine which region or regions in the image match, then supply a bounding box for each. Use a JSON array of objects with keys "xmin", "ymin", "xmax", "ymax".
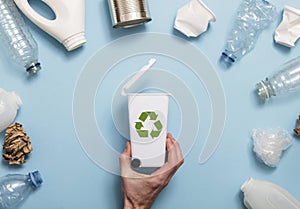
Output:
[
  {"xmin": 0, "ymin": 0, "xmax": 41, "ymax": 73},
  {"xmin": 0, "ymin": 171, "xmax": 43, "ymax": 209},
  {"xmin": 221, "ymin": 0, "xmax": 277, "ymax": 64},
  {"xmin": 256, "ymin": 56, "xmax": 300, "ymax": 100}
]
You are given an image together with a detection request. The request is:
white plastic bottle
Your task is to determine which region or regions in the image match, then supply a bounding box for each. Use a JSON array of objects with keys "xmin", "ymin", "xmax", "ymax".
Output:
[
  {"xmin": 14, "ymin": 0, "xmax": 86, "ymax": 51},
  {"xmin": 0, "ymin": 88, "xmax": 22, "ymax": 132},
  {"xmin": 241, "ymin": 178, "xmax": 300, "ymax": 209},
  {"xmin": 0, "ymin": 0, "xmax": 41, "ymax": 73}
]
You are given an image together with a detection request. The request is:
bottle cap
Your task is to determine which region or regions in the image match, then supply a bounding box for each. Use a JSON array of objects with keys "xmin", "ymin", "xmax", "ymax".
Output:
[
  {"xmin": 26, "ymin": 62, "xmax": 41, "ymax": 74},
  {"xmin": 221, "ymin": 52, "xmax": 235, "ymax": 63},
  {"xmin": 63, "ymin": 32, "xmax": 87, "ymax": 51},
  {"xmin": 256, "ymin": 81, "xmax": 270, "ymax": 99},
  {"xmin": 29, "ymin": 170, "xmax": 43, "ymax": 187}
]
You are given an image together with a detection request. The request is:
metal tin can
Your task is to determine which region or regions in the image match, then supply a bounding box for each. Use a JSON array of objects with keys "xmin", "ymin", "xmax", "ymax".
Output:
[{"xmin": 108, "ymin": 0, "xmax": 152, "ymax": 28}]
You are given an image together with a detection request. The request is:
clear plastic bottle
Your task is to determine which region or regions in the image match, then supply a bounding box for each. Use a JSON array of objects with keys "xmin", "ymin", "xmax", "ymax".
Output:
[
  {"xmin": 0, "ymin": 0, "xmax": 41, "ymax": 73},
  {"xmin": 256, "ymin": 56, "xmax": 300, "ymax": 100},
  {"xmin": 0, "ymin": 171, "xmax": 43, "ymax": 209},
  {"xmin": 221, "ymin": 0, "xmax": 277, "ymax": 64}
]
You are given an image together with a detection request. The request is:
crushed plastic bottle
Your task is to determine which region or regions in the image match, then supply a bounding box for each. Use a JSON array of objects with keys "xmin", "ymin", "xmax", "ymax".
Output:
[
  {"xmin": 252, "ymin": 128, "xmax": 293, "ymax": 167},
  {"xmin": 0, "ymin": 0, "xmax": 41, "ymax": 73},
  {"xmin": 0, "ymin": 171, "xmax": 43, "ymax": 209},
  {"xmin": 256, "ymin": 56, "xmax": 300, "ymax": 100},
  {"xmin": 221, "ymin": 0, "xmax": 277, "ymax": 64},
  {"xmin": 241, "ymin": 178, "xmax": 300, "ymax": 209},
  {"xmin": 0, "ymin": 88, "xmax": 22, "ymax": 132}
]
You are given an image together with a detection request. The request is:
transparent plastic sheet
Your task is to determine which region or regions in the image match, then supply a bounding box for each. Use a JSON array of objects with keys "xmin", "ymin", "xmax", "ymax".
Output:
[
  {"xmin": 252, "ymin": 128, "xmax": 293, "ymax": 167},
  {"xmin": 221, "ymin": 0, "xmax": 277, "ymax": 63}
]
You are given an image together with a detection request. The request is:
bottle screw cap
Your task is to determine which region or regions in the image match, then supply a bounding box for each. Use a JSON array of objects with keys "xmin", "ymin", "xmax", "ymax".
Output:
[
  {"xmin": 26, "ymin": 62, "xmax": 41, "ymax": 74},
  {"xmin": 256, "ymin": 81, "xmax": 270, "ymax": 99},
  {"xmin": 29, "ymin": 170, "xmax": 43, "ymax": 187}
]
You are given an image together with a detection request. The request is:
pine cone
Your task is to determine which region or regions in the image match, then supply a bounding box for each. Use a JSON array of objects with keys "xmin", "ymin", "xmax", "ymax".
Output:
[
  {"xmin": 294, "ymin": 115, "xmax": 300, "ymax": 136},
  {"xmin": 2, "ymin": 123, "xmax": 32, "ymax": 165}
]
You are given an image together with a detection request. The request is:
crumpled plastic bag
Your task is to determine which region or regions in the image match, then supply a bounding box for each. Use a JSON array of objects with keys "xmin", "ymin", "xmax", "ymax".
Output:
[{"xmin": 252, "ymin": 128, "xmax": 293, "ymax": 167}]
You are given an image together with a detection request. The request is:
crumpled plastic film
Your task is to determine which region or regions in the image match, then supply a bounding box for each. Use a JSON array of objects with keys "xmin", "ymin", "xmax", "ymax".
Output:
[{"xmin": 252, "ymin": 128, "xmax": 293, "ymax": 167}]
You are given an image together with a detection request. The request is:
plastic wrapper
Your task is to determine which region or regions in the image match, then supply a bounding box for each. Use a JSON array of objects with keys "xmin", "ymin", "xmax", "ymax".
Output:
[{"xmin": 252, "ymin": 128, "xmax": 293, "ymax": 167}]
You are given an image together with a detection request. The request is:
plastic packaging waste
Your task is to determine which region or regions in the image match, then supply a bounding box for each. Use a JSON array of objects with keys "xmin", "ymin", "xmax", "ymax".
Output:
[
  {"xmin": 241, "ymin": 178, "xmax": 300, "ymax": 209},
  {"xmin": 0, "ymin": 171, "xmax": 43, "ymax": 209},
  {"xmin": 174, "ymin": 0, "xmax": 216, "ymax": 37},
  {"xmin": 0, "ymin": 88, "xmax": 22, "ymax": 132},
  {"xmin": 221, "ymin": 0, "xmax": 277, "ymax": 64},
  {"xmin": 275, "ymin": 5, "xmax": 300, "ymax": 48},
  {"xmin": 0, "ymin": 0, "xmax": 41, "ymax": 73},
  {"xmin": 256, "ymin": 56, "xmax": 300, "ymax": 100},
  {"xmin": 14, "ymin": 0, "xmax": 86, "ymax": 51},
  {"xmin": 252, "ymin": 128, "xmax": 293, "ymax": 167}
]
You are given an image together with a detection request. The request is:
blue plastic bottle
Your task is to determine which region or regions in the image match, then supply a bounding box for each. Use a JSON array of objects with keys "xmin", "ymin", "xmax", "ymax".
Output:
[
  {"xmin": 221, "ymin": 0, "xmax": 277, "ymax": 64},
  {"xmin": 0, "ymin": 171, "xmax": 43, "ymax": 209}
]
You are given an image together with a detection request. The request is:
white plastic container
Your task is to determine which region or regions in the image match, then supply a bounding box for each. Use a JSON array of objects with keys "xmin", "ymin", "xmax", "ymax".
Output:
[
  {"xmin": 0, "ymin": 88, "xmax": 22, "ymax": 132},
  {"xmin": 275, "ymin": 5, "xmax": 300, "ymax": 48},
  {"xmin": 174, "ymin": 0, "xmax": 216, "ymax": 37},
  {"xmin": 241, "ymin": 178, "xmax": 300, "ymax": 209},
  {"xmin": 14, "ymin": 0, "xmax": 86, "ymax": 51},
  {"xmin": 122, "ymin": 59, "xmax": 169, "ymax": 168}
]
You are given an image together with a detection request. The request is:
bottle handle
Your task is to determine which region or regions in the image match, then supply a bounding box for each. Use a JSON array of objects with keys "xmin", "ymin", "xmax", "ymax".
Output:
[{"xmin": 14, "ymin": 0, "xmax": 53, "ymax": 29}]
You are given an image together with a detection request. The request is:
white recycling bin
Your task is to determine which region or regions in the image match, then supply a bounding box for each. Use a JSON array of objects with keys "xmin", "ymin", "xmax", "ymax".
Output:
[{"xmin": 122, "ymin": 59, "xmax": 170, "ymax": 168}]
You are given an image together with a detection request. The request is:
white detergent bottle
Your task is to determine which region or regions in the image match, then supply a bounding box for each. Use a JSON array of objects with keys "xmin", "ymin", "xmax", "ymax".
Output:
[
  {"xmin": 0, "ymin": 88, "xmax": 23, "ymax": 132},
  {"xmin": 241, "ymin": 178, "xmax": 300, "ymax": 209},
  {"xmin": 14, "ymin": 0, "xmax": 86, "ymax": 51}
]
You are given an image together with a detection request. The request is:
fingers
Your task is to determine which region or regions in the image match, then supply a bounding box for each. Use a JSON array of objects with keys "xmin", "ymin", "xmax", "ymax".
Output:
[
  {"xmin": 168, "ymin": 133, "xmax": 184, "ymax": 164},
  {"xmin": 152, "ymin": 133, "xmax": 184, "ymax": 176},
  {"xmin": 119, "ymin": 142, "xmax": 146, "ymax": 178},
  {"xmin": 119, "ymin": 142, "xmax": 131, "ymax": 165},
  {"xmin": 119, "ymin": 142, "xmax": 133, "ymax": 177},
  {"xmin": 165, "ymin": 134, "xmax": 180, "ymax": 166},
  {"xmin": 166, "ymin": 136, "xmax": 173, "ymax": 151},
  {"xmin": 123, "ymin": 142, "xmax": 131, "ymax": 156}
]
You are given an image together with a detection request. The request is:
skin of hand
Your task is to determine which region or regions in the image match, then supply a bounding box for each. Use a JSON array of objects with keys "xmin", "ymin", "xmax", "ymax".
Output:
[{"xmin": 119, "ymin": 133, "xmax": 184, "ymax": 209}]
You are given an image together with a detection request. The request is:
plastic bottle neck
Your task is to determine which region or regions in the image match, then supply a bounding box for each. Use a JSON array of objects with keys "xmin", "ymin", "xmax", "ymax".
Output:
[
  {"xmin": 28, "ymin": 171, "xmax": 43, "ymax": 188},
  {"xmin": 256, "ymin": 80, "xmax": 275, "ymax": 99},
  {"xmin": 25, "ymin": 61, "xmax": 41, "ymax": 74}
]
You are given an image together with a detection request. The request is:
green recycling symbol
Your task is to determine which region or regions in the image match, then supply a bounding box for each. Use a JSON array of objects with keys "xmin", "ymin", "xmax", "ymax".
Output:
[{"xmin": 135, "ymin": 111, "xmax": 163, "ymax": 139}]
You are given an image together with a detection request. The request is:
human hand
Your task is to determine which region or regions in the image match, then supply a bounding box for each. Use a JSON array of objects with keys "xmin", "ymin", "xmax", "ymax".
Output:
[{"xmin": 119, "ymin": 133, "xmax": 184, "ymax": 209}]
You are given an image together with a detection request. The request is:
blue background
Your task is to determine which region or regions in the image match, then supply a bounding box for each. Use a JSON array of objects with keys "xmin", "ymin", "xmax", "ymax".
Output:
[{"xmin": 1, "ymin": 0, "xmax": 300, "ymax": 208}]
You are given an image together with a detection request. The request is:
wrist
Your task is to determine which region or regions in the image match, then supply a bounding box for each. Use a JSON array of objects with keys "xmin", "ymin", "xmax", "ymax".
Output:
[{"xmin": 123, "ymin": 196, "xmax": 150, "ymax": 209}]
